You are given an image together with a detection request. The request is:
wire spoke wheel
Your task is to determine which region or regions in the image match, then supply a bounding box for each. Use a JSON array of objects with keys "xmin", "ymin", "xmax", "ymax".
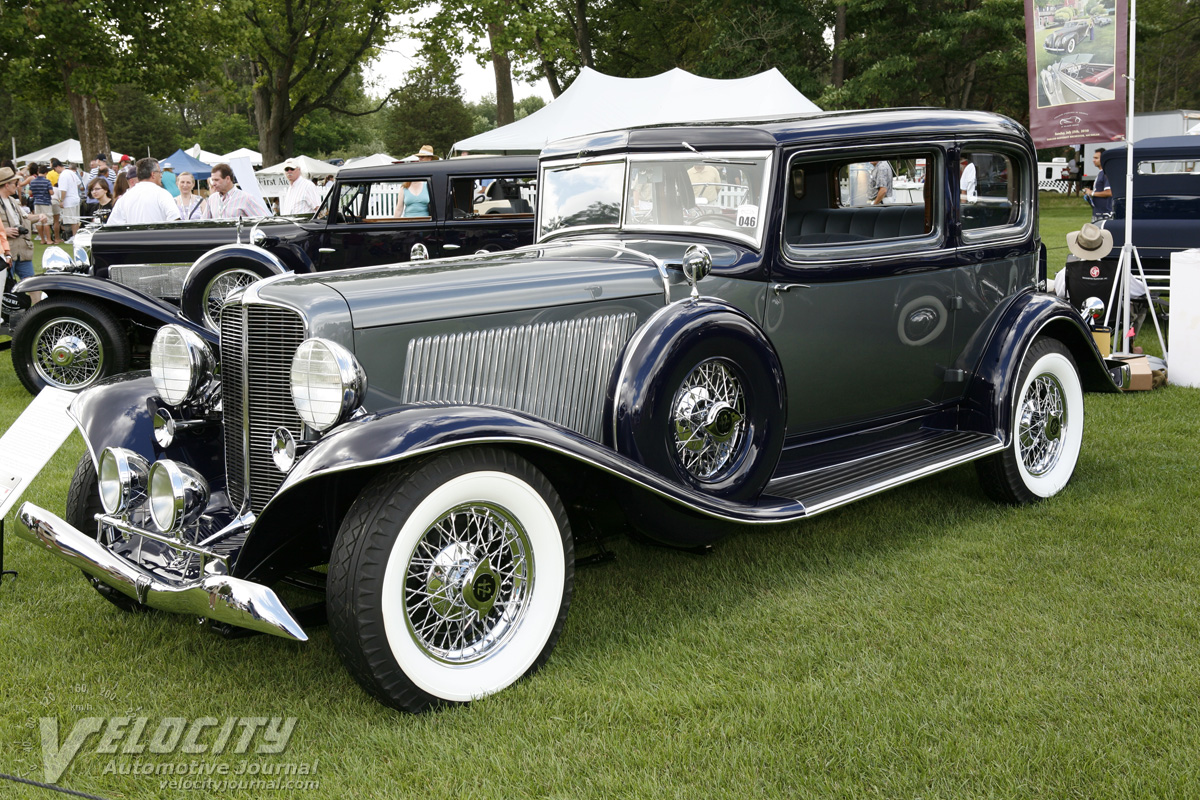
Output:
[
  {"xmin": 203, "ymin": 269, "xmax": 261, "ymax": 330},
  {"xmin": 404, "ymin": 502, "xmax": 532, "ymax": 664},
  {"xmin": 1018, "ymin": 373, "xmax": 1066, "ymax": 476},
  {"xmin": 671, "ymin": 357, "xmax": 747, "ymax": 480},
  {"xmin": 33, "ymin": 316, "xmax": 105, "ymax": 389}
]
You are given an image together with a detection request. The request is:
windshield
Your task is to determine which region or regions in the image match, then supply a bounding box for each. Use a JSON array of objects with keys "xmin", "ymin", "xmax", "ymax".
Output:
[{"xmin": 538, "ymin": 152, "xmax": 772, "ymax": 247}]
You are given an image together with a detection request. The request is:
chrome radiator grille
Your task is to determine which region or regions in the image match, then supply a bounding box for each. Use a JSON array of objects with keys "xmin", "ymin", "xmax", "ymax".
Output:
[
  {"xmin": 220, "ymin": 304, "xmax": 306, "ymax": 514},
  {"xmin": 109, "ymin": 264, "xmax": 189, "ymax": 299},
  {"xmin": 400, "ymin": 313, "xmax": 638, "ymax": 441}
]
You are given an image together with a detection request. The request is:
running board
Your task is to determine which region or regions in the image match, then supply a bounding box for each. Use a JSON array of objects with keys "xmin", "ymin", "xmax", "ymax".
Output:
[{"xmin": 766, "ymin": 431, "xmax": 1004, "ymax": 517}]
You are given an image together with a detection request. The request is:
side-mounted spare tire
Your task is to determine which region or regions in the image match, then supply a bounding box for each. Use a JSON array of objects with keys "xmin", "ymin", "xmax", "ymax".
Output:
[
  {"xmin": 608, "ymin": 300, "xmax": 787, "ymax": 503},
  {"xmin": 180, "ymin": 245, "xmax": 288, "ymax": 331}
]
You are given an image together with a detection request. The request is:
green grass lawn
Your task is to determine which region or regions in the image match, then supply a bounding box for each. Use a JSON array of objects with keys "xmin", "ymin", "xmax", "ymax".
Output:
[{"xmin": 3, "ymin": 201, "xmax": 1199, "ymax": 799}]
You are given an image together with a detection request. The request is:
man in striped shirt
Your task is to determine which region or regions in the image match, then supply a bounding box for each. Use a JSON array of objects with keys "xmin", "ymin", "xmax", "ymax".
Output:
[{"xmin": 201, "ymin": 163, "xmax": 269, "ymax": 219}]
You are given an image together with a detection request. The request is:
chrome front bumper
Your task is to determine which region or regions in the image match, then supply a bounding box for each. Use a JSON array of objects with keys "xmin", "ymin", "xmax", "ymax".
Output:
[{"xmin": 16, "ymin": 502, "xmax": 307, "ymax": 642}]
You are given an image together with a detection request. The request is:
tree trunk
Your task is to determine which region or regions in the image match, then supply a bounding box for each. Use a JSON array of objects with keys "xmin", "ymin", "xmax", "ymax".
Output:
[
  {"xmin": 959, "ymin": 60, "xmax": 977, "ymax": 109},
  {"xmin": 832, "ymin": 3, "xmax": 846, "ymax": 88},
  {"xmin": 575, "ymin": 0, "xmax": 593, "ymax": 68},
  {"xmin": 251, "ymin": 61, "xmax": 289, "ymax": 165},
  {"xmin": 62, "ymin": 66, "xmax": 109, "ymax": 163},
  {"xmin": 488, "ymin": 22, "xmax": 515, "ymax": 126}
]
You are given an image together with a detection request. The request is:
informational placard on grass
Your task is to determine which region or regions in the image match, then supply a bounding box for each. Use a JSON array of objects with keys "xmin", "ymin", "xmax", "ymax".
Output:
[
  {"xmin": 0, "ymin": 386, "xmax": 77, "ymax": 519},
  {"xmin": 1024, "ymin": 0, "xmax": 1128, "ymax": 148}
]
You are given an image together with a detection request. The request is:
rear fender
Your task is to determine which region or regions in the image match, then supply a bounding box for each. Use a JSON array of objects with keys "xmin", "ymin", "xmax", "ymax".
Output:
[{"xmin": 961, "ymin": 292, "xmax": 1120, "ymax": 441}]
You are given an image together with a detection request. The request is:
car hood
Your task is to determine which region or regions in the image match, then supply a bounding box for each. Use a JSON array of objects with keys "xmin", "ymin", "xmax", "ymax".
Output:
[
  {"xmin": 267, "ymin": 241, "xmax": 670, "ymax": 329},
  {"xmin": 94, "ymin": 217, "xmax": 313, "ymax": 247}
]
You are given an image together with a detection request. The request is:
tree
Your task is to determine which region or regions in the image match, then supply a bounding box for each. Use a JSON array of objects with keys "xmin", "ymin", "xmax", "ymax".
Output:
[
  {"xmin": 238, "ymin": 0, "xmax": 407, "ymax": 163},
  {"xmin": 1137, "ymin": 0, "xmax": 1200, "ymax": 112},
  {"xmin": 384, "ymin": 49, "xmax": 475, "ymax": 157},
  {"xmin": 1, "ymin": 0, "xmax": 222, "ymax": 165}
]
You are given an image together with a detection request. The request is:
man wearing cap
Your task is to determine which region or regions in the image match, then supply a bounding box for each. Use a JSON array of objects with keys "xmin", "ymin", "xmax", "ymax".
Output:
[
  {"xmin": 0, "ymin": 165, "xmax": 49, "ymax": 293},
  {"xmin": 201, "ymin": 163, "xmax": 269, "ymax": 219},
  {"xmin": 89, "ymin": 154, "xmax": 116, "ymax": 192},
  {"xmin": 280, "ymin": 159, "xmax": 321, "ymax": 216},
  {"xmin": 107, "ymin": 158, "xmax": 181, "ymax": 226},
  {"xmin": 160, "ymin": 162, "xmax": 179, "ymax": 197},
  {"xmin": 56, "ymin": 162, "xmax": 84, "ymax": 239}
]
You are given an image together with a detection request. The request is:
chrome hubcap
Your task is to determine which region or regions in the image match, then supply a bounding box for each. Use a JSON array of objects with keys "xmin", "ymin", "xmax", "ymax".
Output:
[
  {"xmin": 405, "ymin": 502, "xmax": 532, "ymax": 664},
  {"xmin": 672, "ymin": 358, "xmax": 746, "ymax": 480},
  {"xmin": 1018, "ymin": 373, "xmax": 1067, "ymax": 476},
  {"xmin": 34, "ymin": 318, "xmax": 105, "ymax": 389}
]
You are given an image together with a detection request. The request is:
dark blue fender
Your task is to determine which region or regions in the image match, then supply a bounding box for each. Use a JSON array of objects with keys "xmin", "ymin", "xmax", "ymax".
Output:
[
  {"xmin": 960, "ymin": 291, "xmax": 1121, "ymax": 441},
  {"xmin": 180, "ymin": 244, "xmax": 290, "ymax": 325},
  {"xmin": 604, "ymin": 298, "xmax": 787, "ymax": 501},
  {"xmin": 15, "ymin": 274, "xmax": 216, "ymax": 346},
  {"xmin": 234, "ymin": 404, "xmax": 806, "ymax": 579}
]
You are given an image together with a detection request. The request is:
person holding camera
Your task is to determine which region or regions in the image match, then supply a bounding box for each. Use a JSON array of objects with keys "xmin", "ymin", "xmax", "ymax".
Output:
[{"xmin": 0, "ymin": 165, "xmax": 48, "ymax": 303}]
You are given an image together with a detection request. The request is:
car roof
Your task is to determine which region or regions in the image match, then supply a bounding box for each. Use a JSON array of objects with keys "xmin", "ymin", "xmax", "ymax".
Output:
[
  {"xmin": 541, "ymin": 108, "xmax": 1030, "ymax": 159},
  {"xmin": 336, "ymin": 154, "xmax": 538, "ymax": 181}
]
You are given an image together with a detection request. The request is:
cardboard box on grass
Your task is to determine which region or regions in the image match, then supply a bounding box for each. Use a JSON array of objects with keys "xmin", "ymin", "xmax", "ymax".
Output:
[{"xmin": 1110, "ymin": 353, "xmax": 1152, "ymax": 391}]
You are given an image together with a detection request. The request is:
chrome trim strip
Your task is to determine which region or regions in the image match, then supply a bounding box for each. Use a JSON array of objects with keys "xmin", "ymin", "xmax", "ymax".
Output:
[
  {"xmin": 800, "ymin": 439, "xmax": 1005, "ymax": 517},
  {"xmin": 16, "ymin": 503, "xmax": 307, "ymax": 641},
  {"xmin": 99, "ymin": 514, "xmax": 232, "ymax": 567}
]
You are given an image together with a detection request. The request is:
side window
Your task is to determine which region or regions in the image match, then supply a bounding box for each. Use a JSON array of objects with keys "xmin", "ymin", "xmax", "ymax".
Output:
[
  {"xmin": 959, "ymin": 151, "xmax": 1021, "ymax": 232},
  {"xmin": 449, "ymin": 175, "xmax": 537, "ymax": 218},
  {"xmin": 365, "ymin": 180, "xmax": 432, "ymax": 220},
  {"xmin": 333, "ymin": 183, "xmax": 367, "ymax": 223},
  {"xmin": 783, "ymin": 150, "xmax": 939, "ymax": 257}
]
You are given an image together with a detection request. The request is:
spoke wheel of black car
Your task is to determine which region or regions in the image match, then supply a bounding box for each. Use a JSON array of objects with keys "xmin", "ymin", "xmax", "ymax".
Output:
[
  {"xmin": 327, "ymin": 447, "xmax": 574, "ymax": 713},
  {"xmin": 65, "ymin": 453, "xmax": 147, "ymax": 614},
  {"xmin": 977, "ymin": 337, "xmax": 1084, "ymax": 505},
  {"xmin": 202, "ymin": 268, "xmax": 261, "ymax": 330},
  {"xmin": 1066, "ymin": 37, "xmax": 1076, "ymax": 53},
  {"xmin": 12, "ymin": 297, "xmax": 130, "ymax": 395}
]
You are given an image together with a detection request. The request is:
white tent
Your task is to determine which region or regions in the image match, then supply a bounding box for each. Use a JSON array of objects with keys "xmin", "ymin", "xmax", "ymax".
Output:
[
  {"xmin": 256, "ymin": 155, "xmax": 339, "ymax": 198},
  {"xmin": 453, "ymin": 67, "xmax": 821, "ymax": 154},
  {"xmin": 342, "ymin": 153, "xmax": 399, "ymax": 169},
  {"xmin": 17, "ymin": 139, "xmax": 82, "ymax": 165},
  {"xmin": 1188, "ymin": 122, "xmax": 1200, "ymax": 135},
  {"xmin": 222, "ymin": 147, "xmax": 263, "ymax": 166},
  {"xmin": 186, "ymin": 143, "xmax": 225, "ymax": 165}
]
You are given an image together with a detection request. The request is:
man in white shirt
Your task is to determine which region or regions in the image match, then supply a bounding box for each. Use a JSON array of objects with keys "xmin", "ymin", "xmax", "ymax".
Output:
[
  {"xmin": 107, "ymin": 158, "xmax": 182, "ymax": 226},
  {"xmin": 280, "ymin": 159, "xmax": 321, "ymax": 216},
  {"xmin": 55, "ymin": 163, "xmax": 84, "ymax": 238},
  {"xmin": 959, "ymin": 155, "xmax": 978, "ymax": 204}
]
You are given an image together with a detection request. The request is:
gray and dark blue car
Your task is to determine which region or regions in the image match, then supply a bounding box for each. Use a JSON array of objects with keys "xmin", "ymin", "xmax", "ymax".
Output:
[{"xmin": 15, "ymin": 109, "xmax": 1125, "ymax": 713}]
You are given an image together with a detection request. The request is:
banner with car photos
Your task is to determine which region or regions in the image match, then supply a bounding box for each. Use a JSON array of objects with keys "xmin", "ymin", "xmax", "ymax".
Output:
[{"xmin": 1025, "ymin": 0, "xmax": 1127, "ymax": 148}]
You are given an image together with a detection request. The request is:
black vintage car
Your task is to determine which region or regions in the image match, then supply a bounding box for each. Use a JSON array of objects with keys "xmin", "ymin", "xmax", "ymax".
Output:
[
  {"xmin": 8, "ymin": 156, "xmax": 537, "ymax": 393},
  {"xmin": 1044, "ymin": 19, "xmax": 1090, "ymax": 54},
  {"xmin": 15, "ymin": 109, "xmax": 1127, "ymax": 714}
]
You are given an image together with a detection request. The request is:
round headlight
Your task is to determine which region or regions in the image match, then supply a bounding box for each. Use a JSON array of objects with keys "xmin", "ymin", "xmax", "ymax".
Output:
[
  {"xmin": 147, "ymin": 460, "xmax": 209, "ymax": 533},
  {"xmin": 41, "ymin": 247, "xmax": 74, "ymax": 274},
  {"xmin": 150, "ymin": 325, "xmax": 215, "ymax": 406},
  {"xmin": 290, "ymin": 339, "xmax": 366, "ymax": 432},
  {"xmin": 98, "ymin": 448, "xmax": 150, "ymax": 516}
]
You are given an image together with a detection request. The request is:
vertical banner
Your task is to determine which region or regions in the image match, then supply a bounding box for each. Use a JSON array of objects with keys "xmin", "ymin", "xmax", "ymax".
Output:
[{"xmin": 1025, "ymin": 0, "xmax": 1128, "ymax": 148}]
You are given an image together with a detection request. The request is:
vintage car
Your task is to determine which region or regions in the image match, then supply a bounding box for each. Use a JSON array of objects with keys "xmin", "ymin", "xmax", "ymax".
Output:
[
  {"xmin": 1044, "ymin": 20, "xmax": 1091, "ymax": 54},
  {"xmin": 1039, "ymin": 54, "xmax": 1116, "ymax": 106},
  {"xmin": 1098, "ymin": 136, "xmax": 1200, "ymax": 279},
  {"xmin": 15, "ymin": 109, "xmax": 1124, "ymax": 714},
  {"xmin": 7, "ymin": 155, "xmax": 536, "ymax": 394}
]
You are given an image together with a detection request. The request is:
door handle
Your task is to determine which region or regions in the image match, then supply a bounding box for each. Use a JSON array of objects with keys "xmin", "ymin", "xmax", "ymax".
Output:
[
  {"xmin": 771, "ymin": 283, "xmax": 810, "ymax": 295},
  {"xmin": 443, "ymin": 244, "xmax": 461, "ymax": 250},
  {"xmin": 318, "ymin": 248, "xmax": 335, "ymax": 254}
]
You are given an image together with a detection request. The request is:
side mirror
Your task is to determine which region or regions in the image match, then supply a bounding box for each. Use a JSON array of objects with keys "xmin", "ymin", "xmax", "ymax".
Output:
[
  {"xmin": 41, "ymin": 247, "xmax": 75, "ymax": 274},
  {"xmin": 1081, "ymin": 296, "xmax": 1105, "ymax": 327},
  {"xmin": 682, "ymin": 244, "xmax": 712, "ymax": 301}
]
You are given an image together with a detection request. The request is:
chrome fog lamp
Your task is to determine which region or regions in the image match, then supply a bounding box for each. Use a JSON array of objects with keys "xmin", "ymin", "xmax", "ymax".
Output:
[
  {"xmin": 150, "ymin": 325, "xmax": 215, "ymax": 406},
  {"xmin": 147, "ymin": 460, "xmax": 210, "ymax": 533},
  {"xmin": 98, "ymin": 447, "xmax": 150, "ymax": 515},
  {"xmin": 290, "ymin": 338, "xmax": 366, "ymax": 433}
]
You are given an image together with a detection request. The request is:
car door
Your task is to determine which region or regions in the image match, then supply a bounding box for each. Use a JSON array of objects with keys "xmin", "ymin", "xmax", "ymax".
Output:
[
  {"xmin": 439, "ymin": 172, "xmax": 538, "ymax": 255},
  {"xmin": 766, "ymin": 143, "xmax": 959, "ymax": 436},
  {"xmin": 316, "ymin": 177, "xmax": 441, "ymax": 271}
]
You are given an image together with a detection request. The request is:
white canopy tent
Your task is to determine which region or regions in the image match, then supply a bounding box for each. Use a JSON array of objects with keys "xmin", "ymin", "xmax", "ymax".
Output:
[
  {"xmin": 256, "ymin": 155, "xmax": 339, "ymax": 198},
  {"xmin": 17, "ymin": 139, "xmax": 83, "ymax": 165},
  {"xmin": 222, "ymin": 147, "xmax": 263, "ymax": 166},
  {"xmin": 453, "ymin": 67, "xmax": 821, "ymax": 154},
  {"xmin": 342, "ymin": 153, "xmax": 399, "ymax": 169},
  {"xmin": 186, "ymin": 143, "xmax": 225, "ymax": 165},
  {"xmin": 1188, "ymin": 122, "xmax": 1200, "ymax": 135}
]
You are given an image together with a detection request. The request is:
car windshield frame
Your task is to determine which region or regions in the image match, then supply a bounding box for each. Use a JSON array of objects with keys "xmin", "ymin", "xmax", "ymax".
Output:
[{"xmin": 537, "ymin": 150, "xmax": 775, "ymax": 249}]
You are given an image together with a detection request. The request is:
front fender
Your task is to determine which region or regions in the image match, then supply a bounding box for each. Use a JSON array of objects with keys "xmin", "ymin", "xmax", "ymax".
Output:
[
  {"xmin": 16, "ymin": 274, "xmax": 217, "ymax": 346},
  {"xmin": 961, "ymin": 292, "xmax": 1121, "ymax": 441},
  {"xmin": 235, "ymin": 404, "xmax": 807, "ymax": 580}
]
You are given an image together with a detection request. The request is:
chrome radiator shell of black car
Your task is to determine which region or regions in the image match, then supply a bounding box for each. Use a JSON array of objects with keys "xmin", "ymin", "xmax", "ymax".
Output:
[{"xmin": 220, "ymin": 302, "xmax": 306, "ymax": 514}]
